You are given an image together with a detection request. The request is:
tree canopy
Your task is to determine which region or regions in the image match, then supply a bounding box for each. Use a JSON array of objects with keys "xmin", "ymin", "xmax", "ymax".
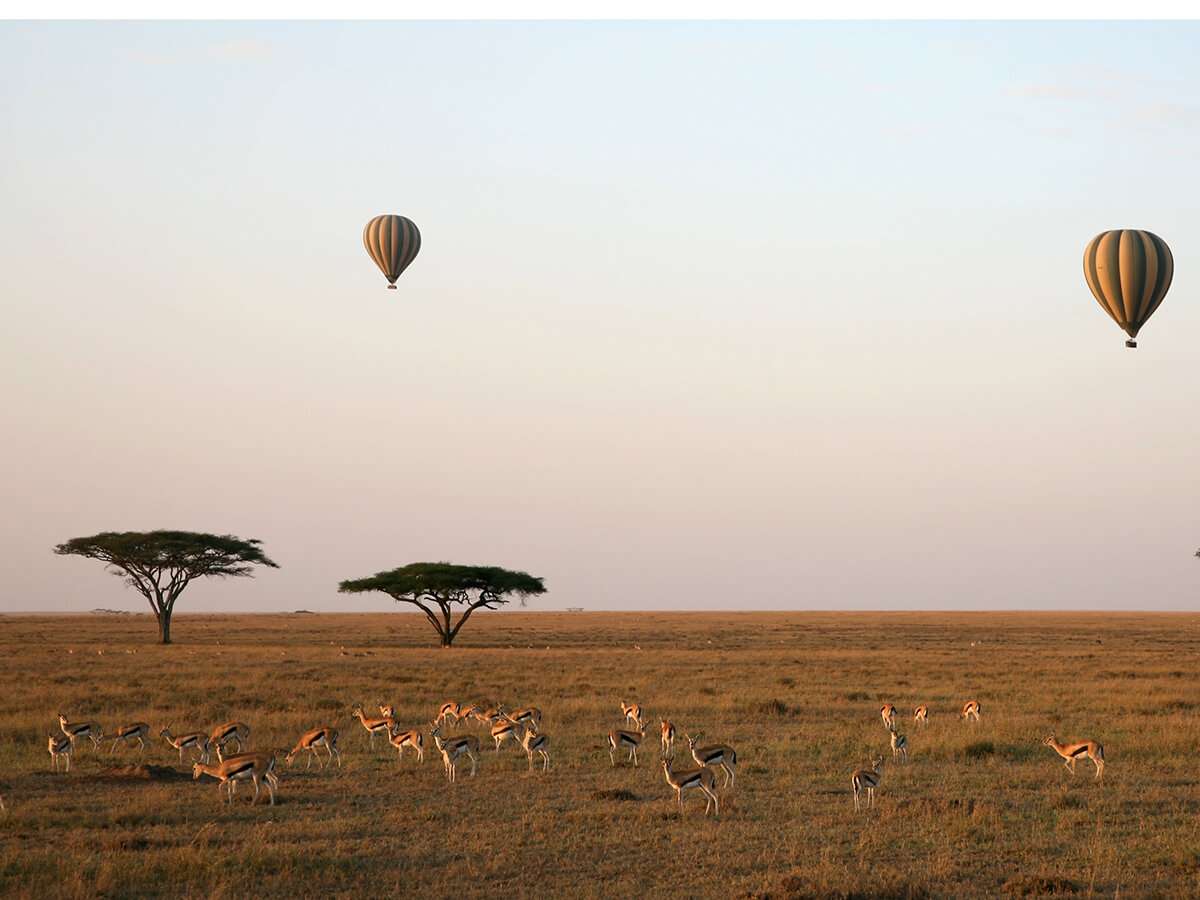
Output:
[
  {"xmin": 338, "ymin": 561, "xmax": 545, "ymax": 646},
  {"xmin": 54, "ymin": 530, "xmax": 278, "ymax": 644}
]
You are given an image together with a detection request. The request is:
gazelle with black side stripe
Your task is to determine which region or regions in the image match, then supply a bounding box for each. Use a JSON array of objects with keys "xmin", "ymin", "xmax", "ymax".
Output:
[
  {"xmin": 510, "ymin": 706, "xmax": 542, "ymax": 730},
  {"xmin": 520, "ymin": 721, "xmax": 551, "ymax": 771},
  {"xmin": 58, "ymin": 714, "xmax": 102, "ymax": 750},
  {"xmin": 209, "ymin": 721, "xmax": 250, "ymax": 761},
  {"xmin": 660, "ymin": 719, "xmax": 675, "ymax": 756},
  {"xmin": 352, "ymin": 707, "xmax": 394, "ymax": 748},
  {"xmin": 193, "ymin": 752, "xmax": 279, "ymax": 805},
  {"xmin": 109, "ymin": 722, "xmax": 150, "ymax": 754},
  {"xmin": 287, "ymin": 726, "xmax": 341, "ymax": 769},
  {"xmin": 608, "ymin": 725, "xmax": 644, "ymax": 767},
  {"xmin": 852, "ymin": 756, "xmax": 886, "ymax": 811},
  {"xmin": 620, "ymin": 701, "xmax": 645, "ymax": 729},
  {"xmin": 160, "ymin": 725, "xmax": 210, "ymax": 764},
  {"xmin": 436, "ymin": 702, "xmax": 465, "ymax": 728},
  {"xmin": 388, "ymin": 723, "xmax": 424, "ymax": 764},
  {"xmin": 889, "ymin": 726, "xmax": 908, "ymax": 763},
  {"xmin": 430, "ymin": 722, "xmax": 479, "ymax": 782},
  {"xmin": 686, "ymin": 733, "xmax": 737, "ymax": 788},
  {"xmin": 48, "ymin": 734, "xmax": 73, "ymax": 772},
  {"xmin": 1043, "ymin": 734, "xmax": 1104, "ymax": 780},
  {"xmin": 491, "ymin": 715, "xmax": 525, "ymax": 753},
  {"xmin": 913, "ymin": 705, "xmax": 929, "ymax": 727},
  {"xmin": 880, "ymin": 704, "xmax": 896, "ymax": 731},
  {"xmin": 662, "ymin": 755, "xmax": 719, "ymax": 816},
  {"xmin": 961, "ymin": 700, "xmax": 981, "ymax": 722}
]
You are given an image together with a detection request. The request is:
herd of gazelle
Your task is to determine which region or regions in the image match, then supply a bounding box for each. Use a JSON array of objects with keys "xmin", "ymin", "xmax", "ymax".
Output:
[
  {"xmin": 854, "ymin": 699, "xmax": 1104, "ymax": 811},
  {"xmin": 31, "ymin": 697, "xmax": 1104, "ymax": 817},
  {"xmin": 606, "ymin": 701, "xmax": 737, "ymax": 817}
]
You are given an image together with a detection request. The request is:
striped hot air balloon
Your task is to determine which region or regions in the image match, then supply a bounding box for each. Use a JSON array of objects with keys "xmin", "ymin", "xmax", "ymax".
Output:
[
  {"xmin": 363, "ymin": 215, "xmax": 421, "ymax": 289},
  {"xmin": 1082, "ymin": 229, "xmax": 1173, "ymax": 348}
]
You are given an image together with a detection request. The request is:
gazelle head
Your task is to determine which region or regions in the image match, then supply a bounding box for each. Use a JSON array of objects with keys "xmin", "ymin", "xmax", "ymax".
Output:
[
  {"xmin": 1042, "ymin": 734, "xmax": 1056, "ymax": 746},
  {"xmin": 57, "ymin": 713, "xmax": 68, "ymax": 726},
  {"xmin": 351, "ymin": 707, "xmax": 365, "ymax": 720},
  {"xmin": 872, "ymin": 755, "xmax": 886, "ymax": 772},
  {"xmin": 192, "ymin": 763, "xmax": 206, "ymax": 780},
  {"xmin": 379, "ymin": 705, "xmax": 395, "ymax": 718},
  {"xmin": 159, "ymin": 724, "xmax": 172, "ymax": 738},
  {"xmin": 685, "ymin": 732, "xmax": 702, "ymax": 749}
]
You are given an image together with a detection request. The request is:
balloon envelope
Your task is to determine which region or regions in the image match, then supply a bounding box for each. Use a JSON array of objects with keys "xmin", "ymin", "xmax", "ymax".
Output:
[
  {"xmin": 363, "ymin": 215, "xmax": 421, "ymax": 288},
  {"xmin": 1082, "ymin": 229, "xmax": 1173, "ymax": 347}
]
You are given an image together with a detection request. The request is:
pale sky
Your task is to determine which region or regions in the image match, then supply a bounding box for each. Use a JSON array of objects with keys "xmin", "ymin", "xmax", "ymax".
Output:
[{"xmin": 2, "ymin": 21, "xmax": 1199, "ymax": 613}]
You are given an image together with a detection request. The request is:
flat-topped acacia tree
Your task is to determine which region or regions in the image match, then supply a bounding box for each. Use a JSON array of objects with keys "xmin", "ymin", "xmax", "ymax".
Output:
[
  {"xmin": 338, "ymin": 562, "xmax": 545, "ymax": 647},
  {"xmin": 54, "ymin": 531, "xmax": 278, "ymax": 644}
]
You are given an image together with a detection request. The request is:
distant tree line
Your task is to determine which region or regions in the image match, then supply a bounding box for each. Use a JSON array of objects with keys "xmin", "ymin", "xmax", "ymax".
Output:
[{"xmin": 55, "ymin": 530, "xmax": 544, "ymax": 647}]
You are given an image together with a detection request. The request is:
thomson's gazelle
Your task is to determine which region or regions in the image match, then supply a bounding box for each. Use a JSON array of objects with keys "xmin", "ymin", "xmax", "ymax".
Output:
[
  {"xmin": 352, "ymin": 707, "xmax": 395, "ymax": 748},
  {"xmin": 662, "ymin": 756, "xmax": 719, "ymax": 816},
  {"xmin": 159, "ymin": 726, "xmax": 210, "ymax": 764},
  {"xmin": 48, "ymin": 735, "xmax": 73, "ymax": 772},
  {"xmin": 193, "ymin": 753, "xmax": 279, "ymax": 805},
  {"xmin": 510, "ymin": 706, "xmax": 543, "ymax": 729},
  {"xmin": 435, "ymin": 701, "xmax": 465, "ymax": 727},
  {"xmin": 109, "ymin": 722, "xmax": 150, "ymax": 754},
  {"xmin": 209, "ymin": 721, "xmax": 250, "ymax": 761},
  {"xmin": 388, "ymin": 724, "xmax": 424, "ymax": 764},
  {"xmin": 286, "ymin": 726, "xmax": 341, "ymax": 769},
  {"xmin": 1043, "ymin": 734, "xmax": 1105, "ymax": 780},
  {"xmin": 880, "ymin": 704, "xmax": 896, "ymax": 731},
  {"xmin": 520, "ymin": 722, "xmax": 551, "ymax": 772},
  {"xmin": 430, "ymin": 723, "xmax": 479, "ymax": 782},
  {"xmin": 58, "ymin": 714, "xmax": 102, "ymax": 750},
  {"xmin": 852, "ymin": 756, "xmax": 886, "ymax": 811},
  {"xmin": 961, "ymin": 700, "xmax": 981, "ymax": 722},
  {"xmin": 660, "ymin": 719, "xmax": 675, "ymax": 756},
  {"xmin": 491, "ymin": 715, "xmax": 526, "ymax": 753},
  {"xmin": 608, "ymin": 726, "xmax": 644, "ymax": 767},
  {"xmin": 620, "ymin": 701, "xmax": 645, "ymax": 729},
  {"xmin": 889, "ymin": 727, "xmax": 909, "ymax": 764},
  {"xmin": 685, "ymin": 733, "xmax": 737, "ymax": 788},
  {"xmin": 913, "ymin": 705, "xmax": 929, "ymax": 727}
]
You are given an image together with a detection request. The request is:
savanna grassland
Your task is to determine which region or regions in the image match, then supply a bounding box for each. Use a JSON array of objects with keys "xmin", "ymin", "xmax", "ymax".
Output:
[{"xmin": 1, "ymin": 611, "xmax": 1198, "ymax": 899}]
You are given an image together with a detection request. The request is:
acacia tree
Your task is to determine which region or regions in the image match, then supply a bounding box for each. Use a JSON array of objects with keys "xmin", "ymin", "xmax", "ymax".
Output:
[
  {"xmin": 338, "ymin": 562, "xmax": 545, "ymax": 647},
  {"xmin": 54, "ymin": 530, "xmax": 278, "ymax": 644}
]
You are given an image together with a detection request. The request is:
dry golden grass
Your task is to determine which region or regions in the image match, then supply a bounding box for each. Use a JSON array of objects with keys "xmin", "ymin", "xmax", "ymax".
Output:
[{"xmin": 1, "ymin": 611, "xmax": 1199, "ymax": 898}]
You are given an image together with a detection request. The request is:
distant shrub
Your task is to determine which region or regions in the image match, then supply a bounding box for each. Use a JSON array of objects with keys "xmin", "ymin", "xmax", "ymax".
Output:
[
  {"xmin": 591, "ymin": 789, "xmax": 638, "ymax": 802},
  {"xmin": 778, "ymin": 676, "xmax": 795, "ymax": 687},
  {"xmin": 778, "ymin": 872, "xmax": 931, "ymax": 899},
  {"xmin": 845, "ymin": 691, "xmax": 871, "ymax": 702},
  {"xmin": 1001, "ymin": 875, "xmax": 1080, "ymax": 895},
  {"xmin": 963, "ymin": 741, "xmax": 995, "ymax": 759},
  {"xmin": 753, "ymin": 698, "xmax": 792, "ymax": 717},
  {"xmin": 699, "ymin": 687, "xmax": 717, "ymax": 696}
]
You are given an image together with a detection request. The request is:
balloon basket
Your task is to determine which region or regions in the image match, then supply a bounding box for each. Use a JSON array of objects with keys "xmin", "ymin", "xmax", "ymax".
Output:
[
  {"xmin": 387, "ymin": 284, "xmax": 397, "ymax": 290},
  {"xmin": 1125, "ymin": 340, "xmax": 1137, "ymax": 349}
]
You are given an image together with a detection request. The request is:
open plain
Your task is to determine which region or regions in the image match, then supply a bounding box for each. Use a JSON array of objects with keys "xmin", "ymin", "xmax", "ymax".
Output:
[{"xmin": 1, "ymin": 611, "xmax": 1198, "ymax": 898}]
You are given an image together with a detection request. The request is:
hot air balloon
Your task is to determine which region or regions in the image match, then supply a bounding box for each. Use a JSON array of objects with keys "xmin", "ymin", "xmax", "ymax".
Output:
[
  {"xmin": 1082, "ymin": 229, "xmax": 1173, "ymax": 348},
  {"xmin": 363, "ymin": 215, "xmax": 421, "ymax": 289}
]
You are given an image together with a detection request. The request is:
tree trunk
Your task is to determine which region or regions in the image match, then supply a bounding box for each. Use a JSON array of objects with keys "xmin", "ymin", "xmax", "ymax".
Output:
[
  {"xmin": 158, "ymin": 611, "xmax": 172, "ymax": 645},
  {"xmin": 440, "ymin": 630, "xmax": 454, "ymax": 648}
]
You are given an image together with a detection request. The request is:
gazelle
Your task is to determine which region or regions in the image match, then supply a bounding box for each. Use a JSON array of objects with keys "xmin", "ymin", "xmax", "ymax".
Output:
[
  {"xmin": 160, "ymin": 726, "xmax": 211, "ymax": 764},
  {"xmin": 880, "ymin": 704, "xmax": 896, "ymax": 731},
  {"xmin": 209, "ymin": 721, "xmax": 250, "ymax": 761},
  {"xmin": 48, "ymin": 734, "xmax": 73, "ymax": 772},
  {"xmin": 852, "ymin": 756, "xmax": 886, "ymax": 811},
  {"xmin": 352, "ymin": 707, "xmax": 395, "ymax": 748},
  {"xmin": 608, "ymin": 725, "xmax": 644, "ymax": 767},
  {"xmin": 435, "ymin": 701, "xmax": 465, "ymax": 727},
  {"xmin": 109, "ymin": 722, "xmax": 150, "ymax": 754},
  {"xmin": 685, "ymin": 733, "xmax": 738, "ymax": 788},
  {"xmin": 286, "ymin": 726, "xmax": 341, "ymax": 769},
  {"xmin": 58, "ymin": 714, "xmax": 102, "ymax": 750},
  {"xmin": 961, "ymin": 700, "xmax": 981, "ymax": 722},
  {"xmin": 491, "ymin": 715, "xmax": 526, "ymax": 753},
  {"xmin": 913, "ymin": 705, "xmax": 929, "ymax": 727},
  {"xmin": 193, "ymin": 753, "xmax": 279, "ymax": 805},
  {"xmin": 661, "ymin": 755, "xmax": 719, "ymax": 817},
  {"xmin": 889, "ymin": 727, "xmax": 909, "ymax": 764},
  {"xmin": 388, "ymin": 723, "xmax": 424, "ymax": 764},
  {"xmin": 474, "ymin": 705, "xmax": 505, "ymax": 727},
  {"xmin": 458, "ymin": 703, "xmax": 482, "ymax": 723},
  {"xmin": 620, "ymin": 701, "xmax": 645, "ymax": 729},
  {"xmin": 1043, "ymin": 734, "xmax": 1105, "ymax": 780},
  {"xmin": 430, "ymin": 722, "xmax": 479, "ymax": 782},
  {"xmin": 510, "ymin": 706, "xmax": 543, "ymax": 729},
  {"xmin": 520, "ymin": 722, "xmax": 551, "ymax": 771},
  {"xmin": 660, "ymin": 719, "xmax": 676, "ymax": 756}
]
